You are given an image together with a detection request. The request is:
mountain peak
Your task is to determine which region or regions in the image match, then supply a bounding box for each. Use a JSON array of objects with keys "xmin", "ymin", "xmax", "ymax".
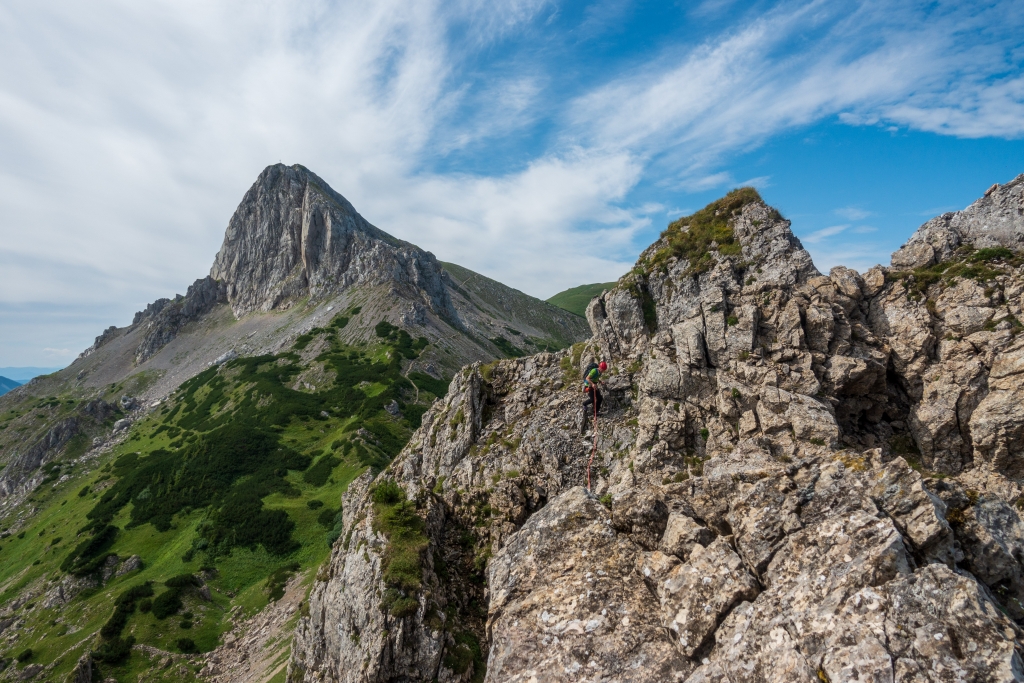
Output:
[
  {"xmin": 636, "ymin": 188, "xmax": 818, "ymax": 285},
  {"xmin": 210, "ymin": 164, "xmax": 453, "ymax": 319}
]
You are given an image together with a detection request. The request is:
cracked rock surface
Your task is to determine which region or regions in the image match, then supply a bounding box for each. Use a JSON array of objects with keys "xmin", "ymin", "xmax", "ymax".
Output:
[{"xmin": 289, "ymin": 175, "xmax": 1024, "ymax": 682}]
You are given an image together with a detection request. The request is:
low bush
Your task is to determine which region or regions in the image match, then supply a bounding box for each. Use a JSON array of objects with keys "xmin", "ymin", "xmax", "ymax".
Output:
[
  {"xmin": 266, "ymin": 562, "xmax": 301, "ymax": 601},
  {"xmin": 317, "ymin": 508, "xmax": 341, "ymax": 528},
  {"xmin": 60, "ymin": 524, "xmax": 118, "ymax": 576},
  {"xmin": 443, "ymin": 631, "xmax": 484, "ymax": 679},
  {"xmin": 303, "ymin": 454, "xmax": 340, "ymax": 486},
  {"xmin": 92, "ymin": 636, "xmax": 134, "ymax": 664},
  {"xmin": 165, "ymin": 573, "xmax": 199, "ymax": 588},
  {"xmin": 176, "ymin": 638, "xmax": 198, "ymax": 654},
  {"xmin": 152, "ymin": 589, "xmax": 183, "ymax": 619},
  {"xmin": 371, "ymin": 480, "xmax": 428, "ymax": 594},
  {"xmin": 489, "ymin": 336, "xmax": 523, "ymax": 358},
  {"xmin": 99, "ymin": 583, "xmax": 154, "ymax": 640}
]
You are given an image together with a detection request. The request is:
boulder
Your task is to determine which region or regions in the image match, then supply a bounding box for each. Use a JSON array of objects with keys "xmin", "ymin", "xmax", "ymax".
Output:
[{"xmin": 611, "ymin": 487, "xmax": 669, "ymax": 550}]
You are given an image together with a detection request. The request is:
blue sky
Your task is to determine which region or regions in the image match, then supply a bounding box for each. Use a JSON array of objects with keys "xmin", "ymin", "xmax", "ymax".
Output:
[{"xmin": 0, "ymin": 0, "xmax": 1022, "ymax": 366}]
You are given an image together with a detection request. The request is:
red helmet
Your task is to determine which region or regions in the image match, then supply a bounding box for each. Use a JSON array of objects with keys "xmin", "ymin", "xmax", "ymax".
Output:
[{"xmin": 598, "ymin": 361, "xmax": 608, "ymax": 371}]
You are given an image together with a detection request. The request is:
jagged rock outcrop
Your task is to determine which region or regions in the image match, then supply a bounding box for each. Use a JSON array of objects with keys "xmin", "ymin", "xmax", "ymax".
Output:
[
  {"xmin": 210, "ymin": 164, "xmax": 458, "ymax": 322},
  {"xmin": 132, "ymin": 275, "xmax": 228, "ymax": 364},
  {"xmin": 288, "ymin": 176, "xmax": 1024, "ymax": 681},
  {"xmin": 70, "ymin": 654, "xmax": 93, "ymax": 683},
  {"xmin": 0, "ymin": 417, "xmax": 78, "ymax": 497},
  {"xmin": 0, "ymin": 398, "xmax": 119, "ymax": 502},
  {"xmin": 892, "ymin": 174, "xmax": 1024, "ymax": 269}
]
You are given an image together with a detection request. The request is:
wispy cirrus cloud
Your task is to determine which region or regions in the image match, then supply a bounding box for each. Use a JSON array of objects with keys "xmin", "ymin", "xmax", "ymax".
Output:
[
  {"xmin": 835, "ymin": 207, "xmax": 872, "ymax": 221},
  {"xmin": 803, "ymin": 224, "xmax": 850, "ymax": 244},
  {"xmin": 569, "ymin": 0, "xmax": 1024, "ymax": 185}
]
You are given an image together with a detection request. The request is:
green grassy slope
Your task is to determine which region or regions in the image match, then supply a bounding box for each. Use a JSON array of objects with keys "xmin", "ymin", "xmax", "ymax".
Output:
[
  {"xmin": 0, "ymin": 309, "xmax": 449, "ymax": 681},
  {"xmin": 545, "ymin": 283, "xmax": 617, "ymax": 318},
  {"xmin": 440, "ymin": 262, "xmax": 590, "ymax": 351}
]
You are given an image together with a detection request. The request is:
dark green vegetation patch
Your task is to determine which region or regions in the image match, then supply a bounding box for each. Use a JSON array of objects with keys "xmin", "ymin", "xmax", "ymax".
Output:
[
  {"xmin": 444, "ymin": 630, "xmax": 486, "ymax": 682},
  {"xmin": 371, "ymin": 480, "xmax": 429, "ymax": 617},
  {"xmin": 266, "ymin": 562, "xmax": 300, "ymax": 601},
  {"xmin": 489, "ymin": 336, "xmax": 524, "ymax": 358},
  {"xmin": 66, "ymin": 321, "xmax": 448, "ymax": 573}
]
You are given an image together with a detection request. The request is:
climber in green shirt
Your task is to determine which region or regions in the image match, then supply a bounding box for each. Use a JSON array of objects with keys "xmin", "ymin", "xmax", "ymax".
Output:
[{"xmin": 582, "ymin": 361, "xmax": 607, "ymax": 416}]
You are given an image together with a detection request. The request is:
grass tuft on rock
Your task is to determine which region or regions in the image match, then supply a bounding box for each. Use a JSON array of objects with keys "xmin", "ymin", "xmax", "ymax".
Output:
[
  {"xmin": 371, "ymin": 479, "xmax": 429, "ymax": 613},
  {"xmin": 891, "ymin": 245, "xmax": 1021, "ymax": 300},
  {"xmin": 649, "ymin": 187, "xmax": 762, "ymax": 274}
]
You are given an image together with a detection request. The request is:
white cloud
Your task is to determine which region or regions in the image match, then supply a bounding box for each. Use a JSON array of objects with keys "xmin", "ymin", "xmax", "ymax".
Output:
[
  {"xmin": 802, "ymin": 224, "xmax": 850, "ymax": 244},
  {"xmin": 569, "ymin": 0, "xmax": 1024, "ymax": 179},
  {"xmin": 835, "ymin": 207, "xmax": 872, "ymax": 221},
  {"xmin": 677, "ymin": 172, "xmax": 735, "ymax": 192}
]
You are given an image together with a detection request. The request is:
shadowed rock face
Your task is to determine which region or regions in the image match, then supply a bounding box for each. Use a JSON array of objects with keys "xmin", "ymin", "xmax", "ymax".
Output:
[
  {"xmin": 289, "ymin": 175, "xmax": 1024, "ymax": 683},
  {"xmin": 210, "ymin": 164, "xmax": 457, "ymax": 321}
]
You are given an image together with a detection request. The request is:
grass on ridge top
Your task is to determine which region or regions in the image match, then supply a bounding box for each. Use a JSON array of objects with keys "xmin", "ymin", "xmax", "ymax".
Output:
[
  {"xmin": 546, "ymin": 283, "xmax": 617, "ymax": 318},
  {"xmin": 647, "ymin": 186, "xmax": 765, "ymax": 274}
]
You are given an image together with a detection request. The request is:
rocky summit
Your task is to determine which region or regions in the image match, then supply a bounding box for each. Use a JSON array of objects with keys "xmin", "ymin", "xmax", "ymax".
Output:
[
  {"xmin": 289, "ymin": 175, "xmax": 1024, "ymax": 682},
  {"xmin": 209, "ymin": 165, "xmax": 455, "ymax": 320}
]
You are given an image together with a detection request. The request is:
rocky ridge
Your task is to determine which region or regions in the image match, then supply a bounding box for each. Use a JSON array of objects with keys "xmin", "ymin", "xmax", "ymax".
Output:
[
  {"xmin": 70, "ymin": 164, "xmax": 585, "ymax": 383},
  {"xmin": 289, "ymin": 175, "xmax": 1024, "ymax": 682}
]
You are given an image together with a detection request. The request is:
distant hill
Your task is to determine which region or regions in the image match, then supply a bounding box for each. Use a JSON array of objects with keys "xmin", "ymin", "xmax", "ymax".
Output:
[
  {"xmin": 546, "ymin": 282, "xmax": 617, "ymax": 317},
  {"xmin": 440, "ymin": 262, "xmax": 587, "ymax": 353},
  {"xmin": 0, "ymin": 376, "xmax": 21, "ymax": 396},
  {"xmin": 0, "ymin": 366, "xmax": 62, "ymax": 382}
]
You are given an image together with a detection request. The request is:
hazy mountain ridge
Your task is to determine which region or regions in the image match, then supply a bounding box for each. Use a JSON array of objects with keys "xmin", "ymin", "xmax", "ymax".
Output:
[
  {"xmin": 0, "ymin": 378, "xmax": 21, "ymax": 397},
  {"xmin": 289, "ymin": 174, "xmax": 1024, "ymax": 683}
]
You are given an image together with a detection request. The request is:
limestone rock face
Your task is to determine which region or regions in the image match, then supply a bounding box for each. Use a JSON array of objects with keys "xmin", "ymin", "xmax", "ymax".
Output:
[
  {"xmin": 653, "ymin": 537, "xmax": 759, "ymax": 658},
  {"xmin": 487, "ymin": 487, "xmax": 688, "ymax": 683},
  {"xmin": 0, "ymin": 417, "xmax": 78, "ymax": 497},
  {"xmin": 210, "ymin": 164, "xmax": 457, "ymax": 321},
  {"xmin": 290, "ymin": 177, "xmax": 1024, "ymax": 683}
]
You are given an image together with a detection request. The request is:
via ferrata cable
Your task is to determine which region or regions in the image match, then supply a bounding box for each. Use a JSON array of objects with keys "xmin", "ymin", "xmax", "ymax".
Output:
[{"xmin": 586, "ymin": 393, "xmax": 598, "ymax": 491}]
